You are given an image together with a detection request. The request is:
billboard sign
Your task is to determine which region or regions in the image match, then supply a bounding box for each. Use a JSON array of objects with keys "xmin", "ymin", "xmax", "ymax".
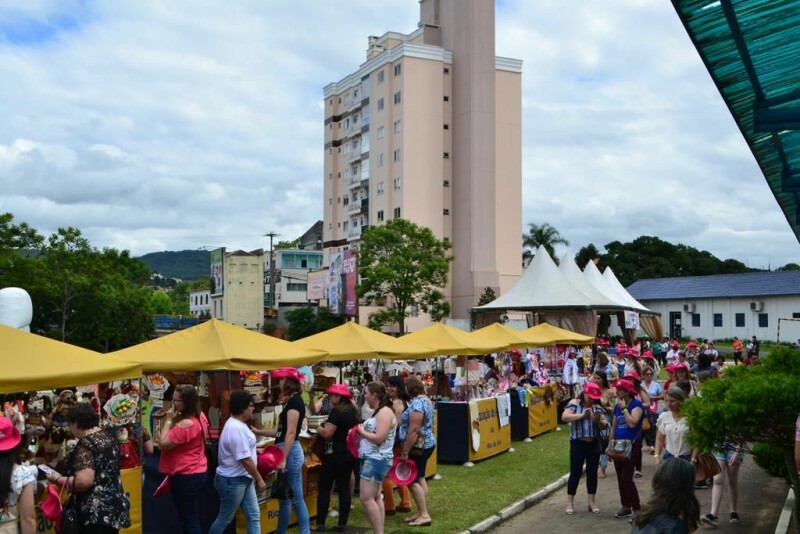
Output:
[
  {"xmin": 307, "ymin": 270, "xmax": 328, "ymax": 300},
  {"xmin": 328, "ymin": 253, "xmax": 343, "ymax": 315},
  {"xmin": 210, "ymin": 248, "xmax": 225, "ymax": 297},
  {"xmin": 342, "ymin": 250, "xmax": 357, "ymax": 317}
]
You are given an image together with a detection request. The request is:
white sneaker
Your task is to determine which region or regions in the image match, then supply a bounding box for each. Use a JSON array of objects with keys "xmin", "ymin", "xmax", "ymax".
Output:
[{"xmin": 328, "ymin": 510, "xmax": 339, "ymax": 518}]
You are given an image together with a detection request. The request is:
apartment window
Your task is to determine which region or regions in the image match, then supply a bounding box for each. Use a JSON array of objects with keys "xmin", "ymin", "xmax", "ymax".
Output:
[
  {"xmin": 393, "ymin": 177, "xmax": 401, "ymax": 189},
  {"xmin": 328, "ymin": 173, "xmax": 332, "ymax": 180},
  {"xmin": 377, "ymin": 153, "xmax": 384, "ymax": 167},
  {"xmin": 443, "ymin": 180, "xmax": 450, "ymax": 187},
  {"xmin": 377, "ymin": 70, "xmax": 384, "ymax": 84},
  {"xmin": 443, "ymin": 67, "xmax": 450, "ymax": 74},
  {"xmin": 443, "ymin": 152, "xmax": 450, "ymax": 159},
  {"xmin": 394, "ymin": 63, "xmax": 402, "ymax": 76},
  {"xmin": 394, "ymin": 120, "xmax": 402, "ymax": 133},
  {"xmin": 328, "ymin": 148, "xmax": 332, "ymax": 154},
  {"xmin": 287, "ymin": 283, "xmax": 307, "ymax": 292},
  {"xmin": 337, "ymin": 197, "xmax": 341, "ymax": 204},
  {"xmin": 394, "ymin": 91, "xmax": 401, "ymax": 104},
  {"xmin": 328, "ymin": 198, "xmax": 332, "ymax": 205},
  {"xmin": 377, "ymin": 182, "xmax": 384, "ymax": 195},
  {"xmin": 328, "ymin": 223, "xmax": 332, "ymax": 229},
  {"xmin": 444, "ymin": 95, "xmax": 449, "ymax": 102},
  {"xmin": 343, "ymin": 221, "xmax": 349, "ymax": 231},
  {"xmin": 342, "ymin": 196, "xmax": 348, "ymax": 206},
  {"xmin": 377, "ymin": 210, "xmax": 384, "ymax": 222},
  {"xmin": 793, "ymin": 312, "xmax": 800, "ymax": 319},
  {"xmin": 713, "ymin": 313, "xmax": 723, "ymax": 327},
  {"xmin": 691, "ymin": 313, "xmax": 700, "ymax": 327},
  {"xmin": 758, "ymin": 313, "xmax": 769, "ymax": 328},
  {"xmin": 443, "ymin": 124, "xmax": 449, "ymax": 130},
  {"xmin": 377, "ymin": 98, "xmax": 384, "ymax": 111},
  {"xmin": 377, "ymin": 125, "xmax": 384, "ymax": 139},
  {"xmin": 443, "ymin": 208, "xmax": 450, "ymax": 215},
  {"xmin": 337, "ymin": 172, "xmax": 341, "ymax": 178},
  {"xmin": 393, "ymin": 207, "xmax": 401, "ymax": 218},
  {"xmin": 393, "ymin": 149, "xmax": 401, "ymax": 162}
]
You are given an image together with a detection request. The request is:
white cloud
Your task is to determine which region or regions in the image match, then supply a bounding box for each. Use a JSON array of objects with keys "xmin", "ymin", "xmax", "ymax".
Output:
[{"xmin": 0, "ymin": 0, "xmax": 797, "ymax": 271}]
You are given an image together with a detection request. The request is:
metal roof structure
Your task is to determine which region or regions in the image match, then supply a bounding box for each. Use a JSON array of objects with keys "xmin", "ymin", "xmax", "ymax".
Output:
[
  {"xmin": 627, "ymin": 270, "xmax": 800, "ymax": 301},
  {"xmin": 672, "ymin": 0, "xmax": 800, "ymax": 242}
]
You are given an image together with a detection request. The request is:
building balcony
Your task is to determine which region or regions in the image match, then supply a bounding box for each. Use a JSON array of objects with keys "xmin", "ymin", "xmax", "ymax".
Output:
[
  {"xmin": 346, "ymin": 174, "xmax": 362, "ymax": 189},
  {"xmin": 346, "ymin": 201, "xmax": 362, "ymax": 214},
  {"xmin": 348, "ymin": 226, "xmax": 362, "ymax": 239}
]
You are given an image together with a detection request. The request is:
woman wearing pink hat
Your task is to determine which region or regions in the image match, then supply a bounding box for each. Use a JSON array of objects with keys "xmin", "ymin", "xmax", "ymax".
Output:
[
  {"xmin": 609, "ymin": 378, "xmax": 644, "ymax": 519},
  {"xmin": 313, "ymin": 384, "xmax": 358, "ymax": 532},
  {"xmin": 561, "ymin": 382, "xmax": 607, "ymax": 515},
  {"xmin": 0, "ymin": 417, "xmax": 35, "ymax": 534}
]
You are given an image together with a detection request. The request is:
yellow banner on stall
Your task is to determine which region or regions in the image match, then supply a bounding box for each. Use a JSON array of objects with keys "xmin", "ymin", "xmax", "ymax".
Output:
[
  {"xmin": 237, "ymin": 493, "xmax": 318, "ymax": 532},
  {"xmin": 35, "ymin": 467, "xmax": 142, "ymax": 534},
  {"xmin": 468, "ymin": 397, "xmax": 511, "ymax": 462},
  {"xmin": 527, "ymin": 386, "xmax": 558, "ymax": 437}
]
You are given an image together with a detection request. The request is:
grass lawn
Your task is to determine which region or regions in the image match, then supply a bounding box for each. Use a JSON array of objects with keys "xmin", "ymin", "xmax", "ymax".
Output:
[{"xmin": 290, "ymin": 425, "xmax": 572, "ymax": 533}]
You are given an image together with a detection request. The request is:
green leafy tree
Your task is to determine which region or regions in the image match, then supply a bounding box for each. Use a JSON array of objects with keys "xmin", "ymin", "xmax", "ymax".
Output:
[
  {"xmin": 285, "ymin": 307, "xmax": 317, "ymax": 340},
  {"xmin": 477, "ymin": 287, "xmax": 497, "ymax": 306},
  {"xmin": 274, "ymin": 238, "xmax": 300, "ymax": 250},
  {"xmin": 0, "ymin": 213, "xmax": 43, "ymax": 273},
  {"xmin": 683, "ymin": 348, "xmax": 800, "ymax": 530},
  {"xmin": 149, "ymin": 290, "xmax": 173, "ymax": 314},
  {"xmin": 357, "ymin": 219, "xmax": 452, "ymax": 334},
  {"xmin": 778, "ymin": 263, "xmax": 800, "ymax": 271},
  {"xmin": 522, "ymin": 223, "xmax": 569, "ymax": 265},
  {"xmin": 575, "ymin": 243, "xmax": 601, "ymax": 270}
]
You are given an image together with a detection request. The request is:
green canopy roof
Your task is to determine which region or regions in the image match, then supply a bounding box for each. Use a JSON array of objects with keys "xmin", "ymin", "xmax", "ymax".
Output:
[{"xmin": 673, "ymin": 0, "xmax": 800, "ymax": 241}]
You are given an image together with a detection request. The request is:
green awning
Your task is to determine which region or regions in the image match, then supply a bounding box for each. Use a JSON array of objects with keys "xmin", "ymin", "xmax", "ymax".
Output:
[{"xmin": 673, "ymin": 0, "xmax": 800, "ymax": 241}]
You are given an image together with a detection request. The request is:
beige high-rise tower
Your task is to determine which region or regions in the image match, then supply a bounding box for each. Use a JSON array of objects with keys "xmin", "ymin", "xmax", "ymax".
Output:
[{"xmin": 322, "ymin": 0, "xmax": 522, "ymax": 324}]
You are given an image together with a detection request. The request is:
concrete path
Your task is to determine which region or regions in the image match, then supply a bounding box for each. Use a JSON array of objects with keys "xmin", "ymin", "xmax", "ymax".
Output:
[{"xmin": 489, "ymin": 452, "xmax": 787, "ymax": 534}]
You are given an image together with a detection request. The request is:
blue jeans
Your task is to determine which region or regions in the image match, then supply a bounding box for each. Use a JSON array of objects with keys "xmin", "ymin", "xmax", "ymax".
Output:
[
  {"xmin": 170, "ymin": 472, "xmax": 206, "ymax": 534},
  {"xmin": 209, "ymin": 474, "xmax": 260, "ymax": 534},
  {"xmin": 277, "ymin": 441, "xmax": 310, "ymax": 534}
]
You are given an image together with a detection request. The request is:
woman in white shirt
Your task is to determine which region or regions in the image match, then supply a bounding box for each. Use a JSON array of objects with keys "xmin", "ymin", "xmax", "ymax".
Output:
[{"xmin": 654, "ymin": 387, "xmax": 696, "ymax": 464}]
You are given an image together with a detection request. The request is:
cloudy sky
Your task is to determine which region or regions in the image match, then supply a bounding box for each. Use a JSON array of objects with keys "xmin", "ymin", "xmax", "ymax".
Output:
[{"xmin": 1, "ymin": 0, "xmax": 797, "ymax": 269}]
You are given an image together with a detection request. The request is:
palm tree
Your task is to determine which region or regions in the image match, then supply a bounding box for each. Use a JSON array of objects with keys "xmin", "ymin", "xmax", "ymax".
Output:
[{"xmin": 522, "ymin": 223, "xmax": 569, "ymax": 266}]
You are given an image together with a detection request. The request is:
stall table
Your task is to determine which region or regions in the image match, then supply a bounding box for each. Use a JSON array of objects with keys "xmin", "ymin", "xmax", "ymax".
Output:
[
  {"xmin": 436, "ymin": 397, "xmax": 511, "ymax": 463},
  {"xmin": 509, "ymin": 384, "xmax": 558, "ymax": 440}
]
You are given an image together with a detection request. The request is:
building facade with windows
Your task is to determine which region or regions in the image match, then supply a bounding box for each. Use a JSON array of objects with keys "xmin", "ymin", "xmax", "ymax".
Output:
[
  {"xmin": 627, "ymin": 271, "xmax": 800, "ymax": 342},
  {"xmin": 189, "ymin": 289, "xmax": 210, "ymax": 318},
  {"xmin": 209, "ymin": 249, "xmax": 265, "ymax": 330},
  {"xmin": 265, "ymin": 249, "xmax": 324, "ymax": 327},
  {"xmin": 322, "ymin": 0, "xmax": 522, "ymax": 324}
]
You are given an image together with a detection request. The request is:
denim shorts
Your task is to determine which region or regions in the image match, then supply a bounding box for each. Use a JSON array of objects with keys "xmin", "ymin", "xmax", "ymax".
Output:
[
  {"xmin": 360, "ymin": 457, "xmax": 391, "ymax": 483},
  {"xmin": 714, "ymin": 449, "xmax": 744, "ymax": 464}
]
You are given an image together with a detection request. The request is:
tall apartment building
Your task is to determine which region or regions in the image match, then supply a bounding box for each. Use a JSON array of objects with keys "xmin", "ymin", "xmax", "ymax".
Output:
[{"xmin": 322, "ymin": 0, "xmax": 522, "ymax": 322}]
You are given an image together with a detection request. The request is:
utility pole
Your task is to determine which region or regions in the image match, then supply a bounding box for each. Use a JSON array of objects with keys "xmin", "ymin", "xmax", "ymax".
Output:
[{"xmin": 264, "ymin": 232, "xmax": 279, "ymax": 319}]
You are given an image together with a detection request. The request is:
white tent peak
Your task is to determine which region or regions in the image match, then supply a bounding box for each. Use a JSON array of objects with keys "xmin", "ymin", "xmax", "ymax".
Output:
[
  {"xmin": 582, "ymin": 260, "xmax": 629, "ymax": 305},
  {"xmin": 602, "ymin": 266, "xmax": 652, "ymax": 313},
  {"xmin": 558, "ymin": 253, "xmax": 620, "ymax": 308}
]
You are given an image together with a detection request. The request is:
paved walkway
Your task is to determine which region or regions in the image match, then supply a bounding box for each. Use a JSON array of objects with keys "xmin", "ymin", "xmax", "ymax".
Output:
[{"xmin": 490, "ymin": 452, "xmax": 787, "ymax": 534}]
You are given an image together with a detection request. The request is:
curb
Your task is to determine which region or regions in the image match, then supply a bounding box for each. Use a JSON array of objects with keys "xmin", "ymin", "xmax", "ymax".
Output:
[
  {"xmin": 456, "ymin": 472, "xmax": 570, "ymax": 534},
  {"xmin": 774, "ymin": 487, "xmax": 795, "ymax": 534}
]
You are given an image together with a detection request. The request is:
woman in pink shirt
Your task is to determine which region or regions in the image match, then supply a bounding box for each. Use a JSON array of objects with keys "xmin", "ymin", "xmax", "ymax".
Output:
[{"xmin": 158, "ymin": 384, "xmax": 208, "ymax": 534}]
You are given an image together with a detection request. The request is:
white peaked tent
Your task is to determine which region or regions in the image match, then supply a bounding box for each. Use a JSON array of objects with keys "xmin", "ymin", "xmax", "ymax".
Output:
[
  {"xmin": 603, "ymin": 267, "xmax": 652, "ymax": 313},
  {"xmin": 558, "ymin": 253, "xmax": 620, "ymax": 309},
  {"xmin": 475, "ymin": 245, "xmax": 595, "ymax": 310}
]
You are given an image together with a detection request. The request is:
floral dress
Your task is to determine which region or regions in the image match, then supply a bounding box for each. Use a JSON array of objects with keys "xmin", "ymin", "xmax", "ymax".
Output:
[{"xmin": 67, "ymin": 428, "xmax": 131, "ymax": 529}]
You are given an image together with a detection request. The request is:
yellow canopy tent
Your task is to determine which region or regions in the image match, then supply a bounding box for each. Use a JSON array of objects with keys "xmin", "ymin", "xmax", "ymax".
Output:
[
  {"xmin": 0, "ymin": 324, "xmax": 143, "ymax": 393},
  {"xmin": 522, "ymin": 322, "xmax": 595, "ymax": 347},
  {"xmin": 401, "ymin": 323, "xmax": 507, "ymax": 356},
  {"xmin": 293, "ymin": 322, "xmax": 436, "ymax": 362},
  {"xmin": 467, "ymin": 323, "xmax": 528, "ymax": 350},
  {"xmin": 112, "ymin": 319, "xmax": 327, "ymax": 372}
]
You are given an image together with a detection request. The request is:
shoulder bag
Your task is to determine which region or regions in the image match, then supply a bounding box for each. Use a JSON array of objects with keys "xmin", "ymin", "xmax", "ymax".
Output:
[{"xmin": 694, "ymin": 452, "xmax": 721, "ymax": 481}]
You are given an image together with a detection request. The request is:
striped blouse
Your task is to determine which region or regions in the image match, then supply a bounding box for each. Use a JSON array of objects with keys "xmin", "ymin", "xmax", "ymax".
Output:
[{"xmin": 565, "ymin": 402, "xmax": 605, "ymax": 440}]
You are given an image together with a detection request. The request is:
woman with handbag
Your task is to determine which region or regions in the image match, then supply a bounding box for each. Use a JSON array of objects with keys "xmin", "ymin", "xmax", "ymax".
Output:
[
  {"xmin": 608, "ymin": 378, "xmax": 644, "ymax": 520},
  {"xmin": 624, "ymin": 370, "xmax": 650, "ymax": 478},
  {"xmin": 397, "ymin": 375, "xmax": 436, "ymax": 527},
  {"xmin": 0, "ymin": 416, "xmax": 35, "ymax": 534},
  {"xmin": 271, "ymin": 368, "xmax": 311, "ymax": 534},
  {"xmin": 313, "ymin": 384, "xmax": 358, "ymax": 532},
  {"xmin": 157, "ymin": 384, "xmax": 208, "ymax": 534},
  {"xmin": 560, "ymin": 382, "xmax": 606, "ymax": 515},
  {"xmin": 382, "ymin": 376, "xmax": 412, "ymax": 516},
  {"xmin": 45, "ymin": 403, "xmax": 130, "ymax": 534},
  {"xmin": 356, "ymin": 381, "xmax": 397, "ymax": 534}
]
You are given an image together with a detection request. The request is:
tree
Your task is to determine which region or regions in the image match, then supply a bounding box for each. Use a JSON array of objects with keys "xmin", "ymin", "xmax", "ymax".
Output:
[
  {"xmin": 284, "ymin": 307, "xmax": 317, "ymax": 340},
  {"xmin": 357, "ymin": 219, "xmax": 452, "ymax": 334},
  {"xmin": 522, "ymin": 223, "xmax": 569, "ymax": 265},
  {"xmin": 274, "ymin": 238, "xmax": 300, "ymax": 250},
  {"xmin": 683, "ymin": 348, "xmax": 800, "ymax": 531},
  {"xmin": 149, "ymin": 290, "xmax": 173, "ymax": 314},
  {"xmin": 778, "ymin": 263, "xmax": 800, "ymax": 271},
  {"xmin": 575, "ymin": 243, "xmax": 601, "ymax": 270},
  {"xmin": 477, "ymin": 287, "xmax": 497, "ymax": 306}
]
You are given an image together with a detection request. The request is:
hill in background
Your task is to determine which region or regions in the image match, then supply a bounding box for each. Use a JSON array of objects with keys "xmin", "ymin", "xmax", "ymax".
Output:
[{"xmin": 138, "ymin": 250, "xmax": 210, "ymax": 281}]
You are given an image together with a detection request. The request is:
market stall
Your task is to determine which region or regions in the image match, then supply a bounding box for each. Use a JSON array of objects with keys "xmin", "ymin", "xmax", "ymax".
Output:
[
  {"xmin": 506, "ymin": 323, "xmax": 595, "ymax": 440},
  {"xmin": 112, "ymin": 319, "xmax": 328, "ymax": 534},
  {"xmin": 0, "ymin": 324, "xmax": 145, "ymax": 534}
]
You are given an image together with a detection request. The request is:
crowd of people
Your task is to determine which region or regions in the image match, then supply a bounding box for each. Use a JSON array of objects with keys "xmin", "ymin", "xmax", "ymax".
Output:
[{"xmin": 563, "ymin": 338, "xmax": 749, "ymax": 532}]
